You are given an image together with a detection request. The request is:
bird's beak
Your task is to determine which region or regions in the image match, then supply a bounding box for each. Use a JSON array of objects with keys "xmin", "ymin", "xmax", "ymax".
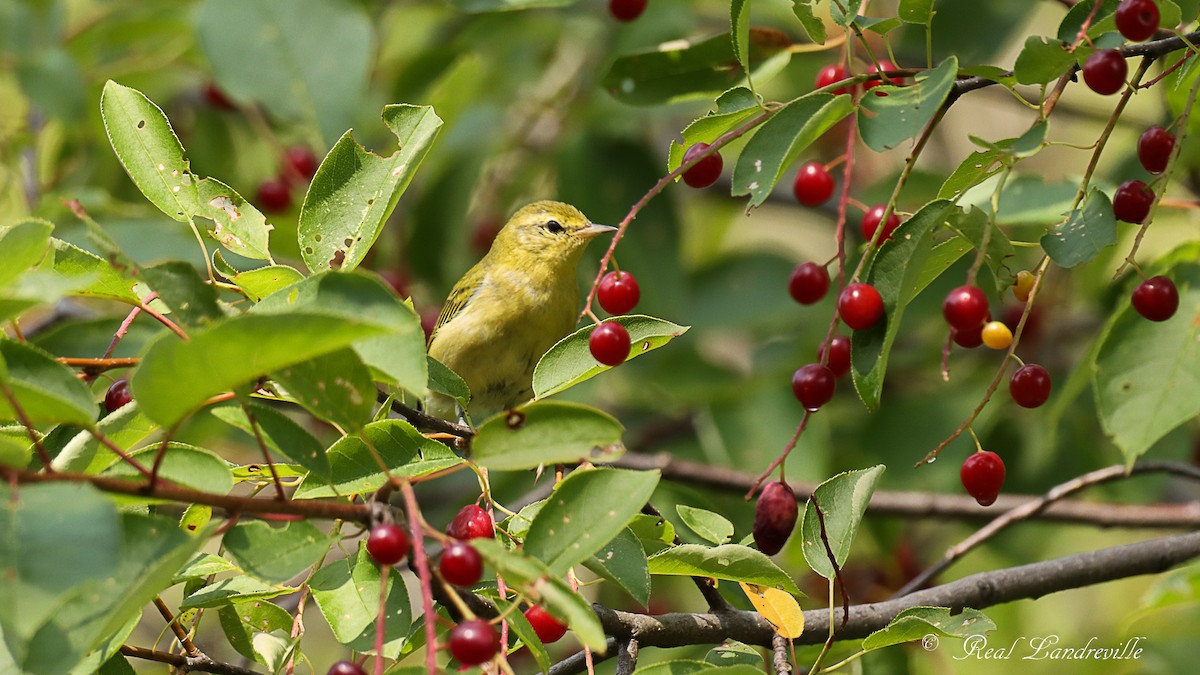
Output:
[{"xmin": 577, "ymin": 223, "xmax": 618, "ymax": 239}]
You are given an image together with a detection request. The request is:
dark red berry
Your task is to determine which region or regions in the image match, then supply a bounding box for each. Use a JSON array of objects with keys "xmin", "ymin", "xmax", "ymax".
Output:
[
  {"xmin": 326, "ymin": 661, "xmax": 365, "ymax": 675},
  {"xmin": 1010, "ymin": 364, "xmax": 1052, "ymax": 408},
  {"xmin": 449, "ymin": 619, "xmax": 500, "ymax": 666},
  {"xmin": 589, "ymin": 321, "xmax": 631, "ymax": 366},
  {"xmin": 366, "ymin": 523, "xmax": 409, "ymax": 565},
  {"xmin": 864, "ymin": 59, "xmax": 897, "ymax": 93},
  {"xmin": 1138, "ymin": 126, "xmax": 1175, "ymax": 174},
  {"xmin": 447, "ymin": 504, "xmax": 495, "ymax": 541},
  {"xmin": 598, "ymin": 271, "xmax": 641, "ymax": 315},
  {"xmin": 681, "ymin": 143, "xmax": 723, "ymax": 189},
  {"xmin": 791, "ymin": 363, "xmax": 836, "ymax": 411},
  {"xmin": 788, "ymin": 262, "xmax": 830, "ymax": 305},
  {"xmin": 1113, "ymin": 179, "xmax": 1154, "ymax": 223},
  {"xmin": 1131, "ymin": 275, "xmax": 1179, "ymax": 321},
  {"xmin": 837, "ymin": 283, "xmax": 885, "ymax": 330},
  {"xmin": 815, "ymin": 64, "xmax": 851, "ymax": 95},
  {"xmin": 285, "ymin": 146, "xmax": 319, "ymax": 181},
  {"xmin": 104, "ymin": 379, "xmax": 133, "ymax": 413},
  {"xmin": 753, "ymin": 481, "xmax": 798, "ymax": 555},
  {"xmin": 951, "ymin": 311, "xmax": 990, "ymax": 349},
  {"xmin": 961, "ymin": 451, "xmax": 1006, "ymax": 507},
  {"xmin": 524, "ymin": 605, "xmax": 569, "ymax": 644},
  {"xmin": 256, "ymin": 178, "xmax": 291, "ymax": 213},
  {"xmin": 609, "ymin": 0, "xmax": 647, "ymax": 22},
  {"xmin": 440, "ymin": 540, "xmax": 484, "ymax": 587},
  {"xmin": 861, "ymin": 204, "xmax": 901, "ymax": 243},
  {"xmin": 942, "ymin": 285, "xmax": 990, "ymax": 331},
  {"xmin": 818, "ymin": 335, "xmax": 852, "ymax": 378},
  {"xmin": 202, "ymin": 81, "xmax": 236, "ymax": 110},
  {"xmin": 1082, "ymin": 50, "xmax": 1128, "ymax": 95},
  {"xmin": 1116, "ymin": 0, "xmax": 1160, "ymax": 42},
  {"xmin": 793, "ymin": 162, "xmax": 835, "ymax": 206}
]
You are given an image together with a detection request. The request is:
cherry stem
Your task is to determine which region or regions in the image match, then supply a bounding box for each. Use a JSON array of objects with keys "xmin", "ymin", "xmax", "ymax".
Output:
[
  {"xmin": 374, "ymin": 564, "xmax": 389, "ymax": 675},
  {"xmin": 400, "ymin": 480, "xmax": 439, "ymax": 675}
]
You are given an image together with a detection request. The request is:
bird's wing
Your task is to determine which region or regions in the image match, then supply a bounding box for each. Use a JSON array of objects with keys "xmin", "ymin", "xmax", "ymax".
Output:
[{"xmin": 429, "ymin": 263, "xmax": 486, "ymax": 346}]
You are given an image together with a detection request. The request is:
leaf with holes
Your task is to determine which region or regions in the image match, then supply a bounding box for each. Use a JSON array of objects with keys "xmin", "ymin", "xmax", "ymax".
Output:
[
  {"xmin": 790, "ymin": 1, "xmax": 826, "ymax": 43},
  {"xmin": 800, "ymin": 466, "xmax": 885, "ymax": 579},
  {"xmin": 858, "ymin": 56, "xmax": 957, "ymax": 152}
]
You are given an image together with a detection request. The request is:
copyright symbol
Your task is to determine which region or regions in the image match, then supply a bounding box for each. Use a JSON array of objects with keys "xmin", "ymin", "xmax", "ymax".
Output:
[{"xmin": 922, "ymin": 634, "xmax": 939, "ymax": 651}]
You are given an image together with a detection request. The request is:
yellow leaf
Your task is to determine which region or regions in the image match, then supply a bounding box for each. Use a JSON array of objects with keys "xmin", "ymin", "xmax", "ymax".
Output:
[{"xmin": 739, "ymin": 582, "xmax": 804, "ymax": 638}]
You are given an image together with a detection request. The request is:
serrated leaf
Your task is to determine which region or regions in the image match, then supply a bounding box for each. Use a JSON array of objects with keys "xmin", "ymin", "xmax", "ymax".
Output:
[
  {"xmin": 217, "ymin": 601, "xmax": 294, "ymax": 666},
  {"xmin": 1057, "ymin": 0, "xmax": 1120, "ymax": 41},
  {"xmin": 851, "ymin": 201, "xmax": 956, "ymax": 410},
  {"xmin": 800, "ymin": 466, "xmax": 885, "ymax": 579},
  {"xmin": 898, "ymin": 0, "xmax": 935, "ymax": 23},
  {"xmin": 101, "ymin": 443, "xmax": 234, "ymax": 496},
  {"xmin": 230, "ymin": 265, "xmax": 305, "ymax": 303},
  {"xmin": 0, "ymin": 339, "xmax": 97, "ymax": 428},
  {"xmin": 731, "ymin": 93, "xmax": 854, "ymax": 207},
  {"xmin": 100, "ymin": 81, "xmax": 271, "ymax": 260},
  {"xmin": 272, "ymin": 348, "xmax": 375, "ymax": 431},
  {"xmin": 0, "ymin": 220, "xmax": 53, "ymax": 288},
  {"xmin": 182, "ymin": 576, "xmax": 295, "ymax": 609},
  {"xmin": 533, "ymin": 315, "xmax": 689, "ymax": 398},
  {"xmin": 309, "ymin": 544, "xmax": 411, "ymax": 655},
  {"xmin": 293, "ymin": 419, "xmax": 461, "ymax": 499},
  {"xmin": 1040, "ymin": 188, "xmax": 1117, "ymax": 268},
  {"xmin": 862, "ymin": 606, "xmax": 994, "ymax": 650},
  {"xmin": 524, "ymin": 468, "xmax": 659, "ymax": 575},
  {"xmin": 1014, "ymin": 36, "xmax": 1076, "ymax": 85},
  {"xmin": 426, "ymin": 356, "xmax": 470, "ymax": 408},
  {"xmin": 172, "ymin": 553, "xmax": 240, "ymax": 584},
  {"xmin": 141, "ymin": 261, "xmax": 224, "ymax": 329},
  {"xmin": 646, "ymin": 544, "xmax": 801, "ymax": 596},
  {"xmin": 52, "ymin": 402, "xmax": 157, "ymax": 473},
  {"xmin": 472, "ymin": 401, "xmax": 625, "ymax": 471},
  {"xmin": 740, "ymin": 583, "xmax": 804, "ymax": 638},
  {"xmin": 732, "ymin": 0, "xmax": 751, "ymax": 73},
  {"xmin": 223, "ymin": 521, "xmax": 336, "ymax": 584},
  {"xmin": 298, "ymin": 104, "xmax": 442, "ymax": 273},
  {"xmin": 49, "ymin": 240, "xmax": 138, "ymax": 303},
  {"xmin": 705, "ymin": 641, "xmax": 763, "ymax": 667},
  {"xmin": 668, "ymin": 87, "xmax": 762, "ymax": 172},
  {"xmin": 582, "ymin": 527, "xmax": 651, "ymax": 606},
  {"xmin": 790, "ymin": 1, "xmax": 826, "ymax": 44},
  {"xmin": 676, "ymin": 505, "xmax": 734, "ymax": 545},
  {"xmin": 211, "ymin": 402, "xmax": 330, "ymax": 479},
  {"xmin": 830, "ymin": 0, "xmax": 864, "ymax": 26},
  {"xmin": 858, "ymin": 56, "xmax": 957, "ymax": 152}
]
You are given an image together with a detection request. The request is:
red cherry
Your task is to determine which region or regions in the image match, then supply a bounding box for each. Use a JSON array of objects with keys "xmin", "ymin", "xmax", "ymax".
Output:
[
  {"xmin": 961, "ymin": 451, "xmax": 1006, "ymax": 507},
  {"xmin": 788, "ymin": 262, "xmax": 830, "ymax": 305},
  {"xmin": 1010, "ymin": 364, "xmax": 1052, "ymax": 408},
  {"xmin": 366, "ymin": 523, "xmax": 410, "ymax": 565},
  {"xmin": 447, "ymin": 505, "xmax": 495, "ymax": 541},
  {"xmin": 815, "ymin": 64, "xmax": 851, "ymax": 95},
  {"xmin": 837, "ymin": 283, "xmax": 885, "ymax": 330},
  {"xmin": 1131, "ymin": 275, "xmax": 1179, "ymax": 321},
  {"xmin": 864, "ymin": 60, "xmax": 898, "ymax": 93},
  {"xmin": 104, "ymin": 379, "xmax": 133, "ymax": 413},
  {"xmin": 791, "ymin": 363, "xmax": 836, "ymax": 411},
  {"xmin": 1113, "ymin": 180, "xmax": 1154, "ymax": 223},
  {"xmin": 1115, "ymin": 0, "xmax": 1160, "ymax": 42},
  {"xmin": 284, "ymin": 146, "xmax": 319, "ymax": 181},
  {"xmin": 609, "ymin": 0, "xmax": 647, "ymax": 22},
  {"xmin": 681, "ymin": 143, "xmax": 723, "ymax": 189},
  {"xmin": 589, "ymin": 321, "xmax": 631, "ymax": 366},
  {"xmin": 439, "ymin": 540, "xmax": 484, "ymax": 587},
  {"xmin": 524, "ymin": 605, "xmax": 569, "ymax": 644},
  {"xmin": 818, "ymin": 335, "xmax": 852, "ymax": 378},
  {"xmin": 752, "ymin": 481, "xmax": 798, "ymax": 555},
  {"xmin": 449, "ymin": 619, "xmax": 500, "ymax": 666},
  {"xmin": 942, "ymin": 285, "xmax": 990, "ymax": 331},
  {"xmin": 1082, "ymin": 50, "xmax": 1128, "ymax": 95},
  {"xmin": 861, "ymin": 204, "xmax": 901, "ymax": 242},
  {"xmin": 202, "ymin": 81, "xmax": 236, "ymax": 110},
  {"xmin": 793, "ymin": 162, "xmax": 835, "ymax": 206},
  {"xmin": 256, "ymin": 178, "xmax": 291, "ymax": 213},
  {"xmin": 598, "ymin": 271, "xmax": 641, "ymax": 315},
  {"xmin": 326, "ymin": 661, "xmax": 365, "ymax": 675},
  {"xmin": 1138, "ymin": 126, "xmax": 1175, "ymax": 174}
]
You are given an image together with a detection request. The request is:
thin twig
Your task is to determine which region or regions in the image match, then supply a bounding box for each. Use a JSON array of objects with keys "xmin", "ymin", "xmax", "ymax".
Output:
[
  {"xmin": 154, "ymin": 595, "xmax": 199, "ymax": 657},
  {"xmin": 399, "ymin": 481, "xmax": 439, "ymax": 675}
]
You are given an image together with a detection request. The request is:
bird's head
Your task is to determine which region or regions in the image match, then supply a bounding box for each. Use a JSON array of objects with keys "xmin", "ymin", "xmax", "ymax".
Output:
[{"xmin": 487, "ymin": 201, "xmax": 616, "ymax": 266}]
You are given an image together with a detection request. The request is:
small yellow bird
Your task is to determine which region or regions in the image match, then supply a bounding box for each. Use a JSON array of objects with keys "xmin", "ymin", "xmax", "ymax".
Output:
[{"xmin": 426, "ymin": 201, "xmax": 616, "ymax": 420}]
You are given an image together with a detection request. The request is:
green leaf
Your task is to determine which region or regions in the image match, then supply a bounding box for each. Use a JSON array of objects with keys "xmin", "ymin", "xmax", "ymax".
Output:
[
  {"xmin": 898, "ymin": 0, "xmax": 935, "ymax": 23},
  {"xmin": 51, "ymin": 402, "xmax": 156, "ymax": 473},
  {"xmin": 472, "ymin": 401, "xmax": 625, "ymax": 471},
  {"xmin": 49, "ymin": 240, "xmax": 139, "ymax": 304},
  {"xmin": 1014, "ymin": 36, "xmax": 1077, "ymax": 85},
  {"xmin": 229, "ymin": 264, "xmax": 305, "ymax": 302},
  {"xmin": 0, "ymin": 220, "xmax": 53, "ymax": 288},
  {"xmin": 426, "ymin": 356, "xmax": 470, "ymax": 408},
  {"xmin": 630, "ymin": 661, "xmax": 710, "ymax": 675},
  {"xmin": 211, "ymin": 402, "xmax": 331, "ymax": 479},
  {"xmin": 706, "ymin": 641, "xmax": 764, "ymax": 667},
  {"xmin": 502, "ymin": 607, "xmax": 552, "ymax": 673},
  {"xmin": 223, "ymin": 521, "xmax": 336, "ymax": 584},
  {"xmin": 298, "ymin": 104, "xmax": 442, "ymax": 273},
  {"xmin": 1040, "ymin": 188, "xmax": 1117, "ymax": 268},
  {"xmin": 646, "ymin": 544, "xmax": 801, "ymax": 596},
  {"xmin": 273, "ymin": 348, "xmax": 376, "ymax": 431},
  {"xmin": 1140, "ymin": 562, "xmax": 1200, "ymax": 611},
  {"xmin": 945, "ymin": 206, "xmax": 1017, "ymax": 287},
  {"xmin": 731, "ymin": 93, "xmax": 854, "ymax": 207},
  {"xmin": 668, "ymin": 87, "xmax": 762, "ymax": 172},
  {"xmin": 676, "ymin": 505, "xmax": 734, "ymax": 545},
  {"xmin": 1095, "ymin": 260, "xmax": 1200, "ymax": 466},
  {"xmin": 196, "ymin": 0, "xmax": 373, "ymax": 144},
  {"xmin": 790, "ymin": 1, "xmax": 826, "ymax": 44},
  {"xmin": 182, "ymin": 576, "xmax": 295, "ymax": 609},
  {"xmin": 524, "ymin": 468, "xmax": 660, "ymax": 575},
  {"xmin": 0, "ymin": 339, "xmax": 97, "ymax": 428},
  {"xmin": 100, "ymin": 81, "xmax": 271, "ymax": 260},
  {"xmin": 800, "ymin": 466, "xmax": 885, "ymax": 579},
  {"xmin": 179, "ymin": 504, "xmax": 212, "ymax": 535},
  {"xmin": 1057, "ymin": 0, "xmax": 1120, "ymax": 41},
  {"xmin": 858, "ymin": 56, "xmax": 957, "ymax": 152},
  {"xmin": 731, "ymin": 0, "xmax": 751, "ymax": 73},
  {"xmin": 533, "ymin": 315, "xmax": 689, "ymax": 398},
  {"xmin": 218, "ymin": 601, "xmax": 295, "ymax": 666},
  {"xmin": 309, "ymin": 544, "xmax": 412, "ymax": 655},
  {"xmin": 141, "ymin": 261, "xmax": 224, "ymax": 329},
  {"xmin": 293, "ymin": 419, "xmax": 461, "ymax": 499},
  {"xmin": 131, "ymin": 312, "xmax": 388, "ymax": 427},
  {"xmin": 173, "ymin": 553, "xmax": 240, "ymax": 584},
  {"xmin": 581, "ymin": 527, "xmax": 651, "ymax": 606},
  {"xmin": 830, "ymin": 0, "xmax": 864, "ymax": 26},
  {"xmin": 448, "ymin": 0, "xmax": 577, "ymax": 11},
  {"xmin": 851, "ymin": 201, "xmax": 956, "ymax": 410},
  {"xmin": 862, "ymin": 607, "xmax": 994, "ymax": 650},
  {"xmin": 101, "ymin": 443, "xmax": 234, "ymax": 496}
]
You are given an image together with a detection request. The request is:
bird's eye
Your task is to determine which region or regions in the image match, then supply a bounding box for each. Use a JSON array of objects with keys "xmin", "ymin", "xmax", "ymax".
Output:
[{"xmin": 545, "ymin": 220, "xmax": 565, "ymax": 234}]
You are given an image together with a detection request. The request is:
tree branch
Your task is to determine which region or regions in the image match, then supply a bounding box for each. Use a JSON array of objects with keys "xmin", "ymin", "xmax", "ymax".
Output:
[{"xmin": 120, "ymin": 644, "xmax": 262, "ymax": 675}]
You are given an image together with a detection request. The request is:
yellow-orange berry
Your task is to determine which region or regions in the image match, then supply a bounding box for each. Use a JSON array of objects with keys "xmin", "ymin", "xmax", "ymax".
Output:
[
  {"xmin": 1012, "ymin": 271, "xmax": 1035, "ymax": 302},
  {"xmin": 981, "ymin": 321, "xmax": 1013, "ymax": 350}
]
